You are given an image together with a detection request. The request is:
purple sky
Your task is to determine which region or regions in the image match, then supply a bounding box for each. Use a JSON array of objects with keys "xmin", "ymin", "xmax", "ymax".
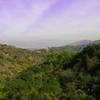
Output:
[{"xmin": 0, "ymin": 0, "xmax": 100, "ymax": 48}]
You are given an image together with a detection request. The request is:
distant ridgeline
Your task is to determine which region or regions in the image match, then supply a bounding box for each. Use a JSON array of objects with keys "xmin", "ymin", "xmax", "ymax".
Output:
[
  {"xmin": 0, "ymin": 42, "xmax": 100, "ymax": 100},
  {"xmin": 49, "ymin": 45, "xmax": 85, "ymax": 52},
  {"xmin": 49, "ymin": 40, "xmax": 100, "ymax": 52}
]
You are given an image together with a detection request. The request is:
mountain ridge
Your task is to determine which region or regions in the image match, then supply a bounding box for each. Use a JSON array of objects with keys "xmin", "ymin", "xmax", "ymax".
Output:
[{"xmin": 49, "ymin": 39, "xmax": 100, "ymax": 52}]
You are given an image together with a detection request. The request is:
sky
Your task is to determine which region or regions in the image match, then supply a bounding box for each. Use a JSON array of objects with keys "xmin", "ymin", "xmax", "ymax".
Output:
[{"xmin": 0, "ymin": 0, "xmax": 100, "ymax": 48}]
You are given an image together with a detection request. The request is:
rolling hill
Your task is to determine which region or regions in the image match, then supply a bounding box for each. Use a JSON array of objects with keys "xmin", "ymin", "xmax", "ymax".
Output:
[
  {"xmin": 49, "ymin": 39, "xmax": 100, "ymax": 52},
  {"xmin": 0, "ymin": 44, "xmax": 48, "ymax": 78},
  {"xmin": 0, "ymin": 43, "xmax": 100, "ymax": 100}
]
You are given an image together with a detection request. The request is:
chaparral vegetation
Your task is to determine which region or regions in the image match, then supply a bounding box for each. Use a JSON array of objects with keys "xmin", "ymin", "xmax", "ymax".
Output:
[{"xmin": 0, "ymin": 43, "xmax": 100, "ymax": 100}]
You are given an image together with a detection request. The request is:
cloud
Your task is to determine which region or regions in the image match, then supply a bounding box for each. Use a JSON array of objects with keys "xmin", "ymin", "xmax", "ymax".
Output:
[
  {"xmin": 20, "ymin": 0, "xmax": 100, "ymax": 44},
  {"xmin": 0, "ymin": 0, "xmax": 100, "ymax": 44},
  {"xmin": 0, "ymin": 0, "xmax": 57, "ymax": 40}
]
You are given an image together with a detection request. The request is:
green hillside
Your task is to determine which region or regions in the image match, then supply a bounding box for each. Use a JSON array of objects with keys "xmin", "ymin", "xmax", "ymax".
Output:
[
  {"xmin": 0, "ymin": 44, "xmax": 48, "ymax": 78},
  {"xmin": 49, "ymin": 40, "xmax": 100, "ymax": 52},
  {"xmin": 0, "ymin": 44, "xmax": 100, "ymax": 100},
  {"xmin": 49, "ymin": 45, "xmax": 85, "ymax": 52}
]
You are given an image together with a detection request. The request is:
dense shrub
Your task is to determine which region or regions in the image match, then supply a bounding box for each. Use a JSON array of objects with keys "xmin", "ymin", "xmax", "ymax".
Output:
[{"xmin": 0, "ymin": 44, "xmax": 100, "ymax": 100}]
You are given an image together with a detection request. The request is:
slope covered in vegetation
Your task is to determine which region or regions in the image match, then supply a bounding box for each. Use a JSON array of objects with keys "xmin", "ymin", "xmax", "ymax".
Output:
[
  {"xmin": 49, "ymin": 40, "xmax": 100, "ymax": 52},
  {"xmin": 0, "ymin": 44, "xmax": 48, "ymax": 78},
  {"xmin": 0, "ymin": 44, "xmax": 100, "ymax": 100},
  {"xmin": 49, "ymin": 45, "xmax": 85, "ymax": 52}
]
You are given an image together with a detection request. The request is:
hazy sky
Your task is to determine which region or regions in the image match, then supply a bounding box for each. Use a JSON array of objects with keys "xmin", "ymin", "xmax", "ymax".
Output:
[{"xmin": 0, "ymin": 0, "xmax": 100, "ymax": 48}]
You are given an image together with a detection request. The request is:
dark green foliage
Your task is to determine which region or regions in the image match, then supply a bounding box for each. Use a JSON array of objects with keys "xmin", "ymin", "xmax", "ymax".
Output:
[
  {"xmin": 0, "ymin": 44, "xmax": 100, "ymax": 100},
  {"xmin": 45, "ymin": 51, "xmax": 76, "ymax": 69}
]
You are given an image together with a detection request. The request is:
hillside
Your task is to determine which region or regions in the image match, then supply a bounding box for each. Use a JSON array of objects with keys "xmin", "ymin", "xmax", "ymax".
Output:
[
  {"xmin": 0, "ymin": 44, "xmax": 48, "ymax": 78},
  {"xmin": 93, "ymin": 40, "xmax": 100, "ymax": 44},
  {"xmin": 69, "ymin": 40, "xmax": 92, "ymax": 46},
  {"xmin": 49, "ymin": 40, "xmax": 100, "ymax": 52},
  {"xmin": 0, "ymin": 43, "xmax": 100, "ymax": 100}
]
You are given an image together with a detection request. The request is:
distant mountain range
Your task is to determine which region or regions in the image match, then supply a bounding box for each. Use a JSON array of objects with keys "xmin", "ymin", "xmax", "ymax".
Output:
[
  {"xmin": 49, "ymin": 39, "xmax": 100, "ymax": 52},
  {"xmin": 0, "ymin": 39, "xmax": 100, "ymax": 51},
  {"xmin": 68, "ymin": 40, "xmax": 100, "ymax": 46},
  {"xmin": 68, "ymin": 40, "xmax": 92, "ymax": 46}
]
